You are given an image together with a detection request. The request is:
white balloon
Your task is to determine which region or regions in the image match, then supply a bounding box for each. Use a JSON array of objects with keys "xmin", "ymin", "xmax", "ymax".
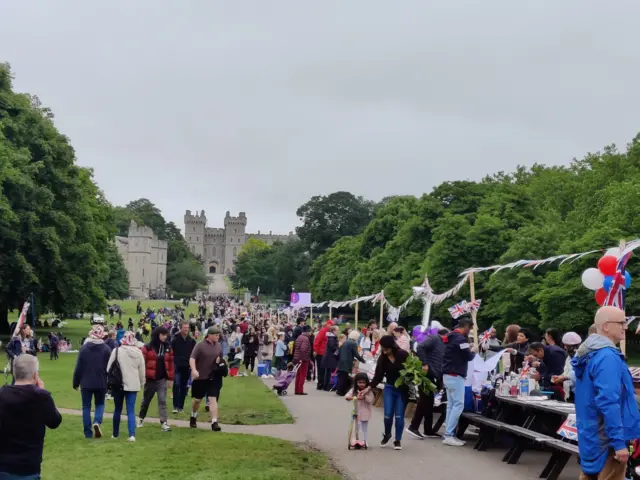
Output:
[
  {"xmin": 606, "ymin": 247, "xmax": 621, "ymax": 258},
  {"xmin": 582, "ymin": 268, "xmax": 605, "ymax": 291}
]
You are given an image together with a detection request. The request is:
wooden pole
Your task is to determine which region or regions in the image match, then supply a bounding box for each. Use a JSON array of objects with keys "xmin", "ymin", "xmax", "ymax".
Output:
[
  {"xmin": 379, "ymin": 290, "xmax": 384, "ymax": 330},
  {"xmin": 620, "ymin": 239, "xmax": 627, "ymax": 356},
  {"xmin": 329, "ymin": 303, "xmax": 333, "ymax": 323},
  {"xmin": 355, "ymin": 302, "xmax": 359, "ymax": 331},
  {"xmin": 469, "ymin": 272, "xmax": 479, "ymax": 349}
]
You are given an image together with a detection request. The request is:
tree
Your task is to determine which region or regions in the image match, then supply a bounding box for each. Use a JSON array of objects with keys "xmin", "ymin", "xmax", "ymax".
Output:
[
  {"xmin": 166, "ymin": 259, "xmax": 208, "ymax": 297},
  {"xmin": 0, "ymin": 63, "xmax": 118, "ymax": 329},
  {"xmin": 102, "ymin": 243, "xmax": 129, "ymax": 300},
  {"xmin": 296, "ymin": 191, "xmax": 375, "ymax": 257}
]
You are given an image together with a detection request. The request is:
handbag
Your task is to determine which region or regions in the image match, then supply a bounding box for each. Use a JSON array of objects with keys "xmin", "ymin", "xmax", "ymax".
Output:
[{"xmin": 107, "ymin": 348, "xmax": 124, "ymax": 392}]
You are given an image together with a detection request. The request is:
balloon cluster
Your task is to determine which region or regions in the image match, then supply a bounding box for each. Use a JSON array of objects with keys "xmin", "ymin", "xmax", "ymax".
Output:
[{"xmin": 581, "ymin": 247, "xmax": 631, "ymax": 305}]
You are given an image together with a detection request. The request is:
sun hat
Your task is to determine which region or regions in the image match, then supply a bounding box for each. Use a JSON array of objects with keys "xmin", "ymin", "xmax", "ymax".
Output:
[{"xmin": 562, "ymin": 332, "xmax": 582, "ymax": 346}]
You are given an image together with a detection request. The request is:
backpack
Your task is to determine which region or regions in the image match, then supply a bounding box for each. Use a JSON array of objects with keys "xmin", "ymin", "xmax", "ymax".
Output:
[{"xmin": 107, "ymin": 348, "xmax": 124, "ymax": 392}]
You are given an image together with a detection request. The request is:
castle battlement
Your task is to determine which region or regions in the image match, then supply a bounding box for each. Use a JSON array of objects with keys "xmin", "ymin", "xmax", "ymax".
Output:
[{"xmin": 185, "ymin": 209, "xmax": 292, "ymax": 276}]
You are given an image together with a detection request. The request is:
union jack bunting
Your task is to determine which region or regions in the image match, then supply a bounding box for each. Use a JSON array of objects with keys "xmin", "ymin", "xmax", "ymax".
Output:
[
  {"xmin": 479, "ymin": 327, "xmax": 492, "ymax": 348},
  {"xmin": 557, "ymin": 415, "xmax": 578, "ymax": 441},
  {"xmin": 448, "ymin": 300, "xmax": 468, "ymax": 319},
  {"xmin": 468, "ymin": 299, "xmax": 482, "ymax": 311},
  {"xmin": 604, "ymin": 252, "xmax": 632, "ymax": 309},
  {"xmin": 12, "ymin": 302, "xmax": 30, "ymax": 339}
]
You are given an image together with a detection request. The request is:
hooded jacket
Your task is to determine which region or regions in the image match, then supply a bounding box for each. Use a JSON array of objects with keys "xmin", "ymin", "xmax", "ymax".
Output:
[
  {"xmin": 313, "ymin": 323, "xmax": 332, "ymax": 356},
  {"xmin": 416, "ymin": 334, "xmax": 444, "ymax": 382},
  {"xmin": 72, "ymin": 338, "xmax": 111, "ymax": 390},
  {"xmin": 142, "ymin": 331, "xmax": 174, "ymax": 381},
  {"xmin": 572, "ymin": 334, "xmax": 640, "ymax": 475},
  {"xmin": 107, "ymin": 345, "xmax": 146, "ymax": 392}
]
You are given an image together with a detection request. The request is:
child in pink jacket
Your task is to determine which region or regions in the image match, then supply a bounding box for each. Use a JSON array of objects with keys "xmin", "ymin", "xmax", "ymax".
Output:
[{"xmin": 345, "ymin": 372, "xmax": 375, "ymax": 447}]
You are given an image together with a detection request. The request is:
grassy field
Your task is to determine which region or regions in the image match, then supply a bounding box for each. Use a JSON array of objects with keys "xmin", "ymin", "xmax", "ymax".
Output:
[
  {"xmin": 42, "ymin": 416, "xmax": 340, "ymax": 480},
  {"xmin": 33, "ymin": 352, "xmax": 293, "ymax": 425}
]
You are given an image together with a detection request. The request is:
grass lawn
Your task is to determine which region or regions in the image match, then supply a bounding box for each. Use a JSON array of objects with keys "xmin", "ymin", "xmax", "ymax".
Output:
[
  {"xmin": 42, "ymin": 416, "xmax": 341, "ymax": 480},
  {"xmin": 37, "ymin": 353, "xmax": 293, "ymax": 425}
]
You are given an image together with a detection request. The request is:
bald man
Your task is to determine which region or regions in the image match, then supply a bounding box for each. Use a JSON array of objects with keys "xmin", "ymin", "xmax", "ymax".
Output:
[{"xmin": 572, "ymin": 306, "xmax": 640, "ymax": 480}]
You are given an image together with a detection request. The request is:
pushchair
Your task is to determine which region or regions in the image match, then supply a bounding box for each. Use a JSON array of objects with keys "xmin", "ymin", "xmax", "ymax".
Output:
[{"xmin": 272, "ymin": 363, "xmax": 301, "ymax": 396}]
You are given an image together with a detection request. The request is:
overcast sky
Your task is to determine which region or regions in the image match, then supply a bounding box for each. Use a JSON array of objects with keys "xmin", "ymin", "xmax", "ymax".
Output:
[{"xmin": 2, "ymin": 1, "xmax": 639, "ymax": 235}]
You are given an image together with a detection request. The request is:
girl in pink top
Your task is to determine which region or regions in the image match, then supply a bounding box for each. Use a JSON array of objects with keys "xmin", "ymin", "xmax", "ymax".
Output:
[{"xmin": 345, "ymin": 373, "xmax": 375, "ymax": 447}]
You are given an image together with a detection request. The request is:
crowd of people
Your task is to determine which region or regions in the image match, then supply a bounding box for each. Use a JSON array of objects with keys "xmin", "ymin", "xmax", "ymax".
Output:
[{"xmin": 2, "ymin": 297, "xmax": 640, "ymax": 479}]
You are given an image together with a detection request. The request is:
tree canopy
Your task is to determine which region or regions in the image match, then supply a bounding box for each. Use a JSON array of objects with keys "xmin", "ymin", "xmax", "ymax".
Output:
[
  {"xmin": 308, "ymin": 139, "xmax": 640, "ymax": 334},
  {"xmin": 0, "ymin": 63, "xmax": 128, "ymax": 329}
]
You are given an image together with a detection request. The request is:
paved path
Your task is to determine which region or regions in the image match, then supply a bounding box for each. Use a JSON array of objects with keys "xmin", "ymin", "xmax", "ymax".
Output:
[
  {"xmin": 261, "ymin": 379, "xmax": 581, "ymax": 480},
  {"xmin": 61, "ymin": 382, "xmax": 581, "ymax": 480},
  {"xmin": 208, "ymin": 273, "xmax": 230, "ymax": 295},
  {"xmin": 58, "ymin": 408, "xmax": 303, "ymax": 442}
]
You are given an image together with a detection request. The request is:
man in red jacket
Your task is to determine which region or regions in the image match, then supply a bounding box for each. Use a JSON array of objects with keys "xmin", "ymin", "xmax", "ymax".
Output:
[
  {"xmin": 294, "ymin": 326, "xmax": 313, "ymax": 395},
  {"xmin": 313, "ymin": 320, "xmax": 334, "ymax": 390}
]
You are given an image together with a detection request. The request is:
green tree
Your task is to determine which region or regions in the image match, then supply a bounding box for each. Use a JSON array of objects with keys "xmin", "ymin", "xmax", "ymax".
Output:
[
  {"xmin": 0, "ymin": 63, "xmax": 117, "ymax": 328},
  {"xmin": 296, "ymin": 191, "xmax": 375, "ymax": 257},
  {"xmin": 166, "ymin": 259, "xmax": 208, "ymax": 297}
]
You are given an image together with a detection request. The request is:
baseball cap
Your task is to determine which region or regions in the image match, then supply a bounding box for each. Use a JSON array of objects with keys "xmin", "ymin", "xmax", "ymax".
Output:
[{"xmin": 207, "ymin": 326, "xmax": 221, "ymax": 335}]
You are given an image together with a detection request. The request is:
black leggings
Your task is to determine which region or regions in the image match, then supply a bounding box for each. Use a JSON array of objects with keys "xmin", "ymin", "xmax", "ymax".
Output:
[{"xmin": 244, "ymin": 355, "xmax": 256, "ymax": 373}]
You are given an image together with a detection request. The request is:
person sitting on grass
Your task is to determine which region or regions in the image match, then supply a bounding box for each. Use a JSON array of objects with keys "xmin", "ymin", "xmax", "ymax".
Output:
[
  {"xmin": 0, "ymin": 355, "xmax": 62, "ymax": 479},
  {"xmin": 73, "ymin": 325, "xmax": 111, "ymax": 439}
]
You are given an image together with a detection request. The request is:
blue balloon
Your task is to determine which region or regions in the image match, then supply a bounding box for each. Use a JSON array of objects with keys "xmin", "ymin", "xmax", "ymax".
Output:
[
  {"xmin": 603, "ymin": 275, "xmax": 614, "ymax": 292},
  {"xmin": 626, "ymin": 271, "xmax": 632, "ymax": 289}
]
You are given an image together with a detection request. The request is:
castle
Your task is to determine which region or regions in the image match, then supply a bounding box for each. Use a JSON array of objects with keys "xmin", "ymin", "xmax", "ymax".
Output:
[
  {"xmin": 115, "ymin": 220, "xmax": 168, "ymax": 298},
  {"xmin": 184, "ymin": 210, "xmax": 295, "ymax": 276}
]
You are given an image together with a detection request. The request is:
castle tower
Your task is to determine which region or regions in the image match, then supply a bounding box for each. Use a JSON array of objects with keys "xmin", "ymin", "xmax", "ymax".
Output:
[
  {"xmin": 127, "ymin": 220, "xmax": 153, "ymax": 298},
  {"xmin": 223, "ymin": 211, "xmax": 247, "ymax": 274},
  {"xmin": 184, "ymin": 209, "xmax": 206, "ymax": 258}
]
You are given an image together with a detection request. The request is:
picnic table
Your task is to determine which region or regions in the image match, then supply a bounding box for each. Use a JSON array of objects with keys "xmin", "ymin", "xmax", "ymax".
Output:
[{"xmin": 458, "ymin": 394, "xmax": 579, "ymax": 480}]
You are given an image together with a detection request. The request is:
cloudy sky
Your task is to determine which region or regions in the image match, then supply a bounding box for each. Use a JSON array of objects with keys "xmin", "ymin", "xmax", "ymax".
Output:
[{"xmin": 2, "ymin": 0, "xmax": 639, "ymax": 234}]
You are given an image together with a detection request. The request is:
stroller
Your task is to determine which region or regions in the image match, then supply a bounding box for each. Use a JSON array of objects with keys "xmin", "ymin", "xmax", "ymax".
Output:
[{"xmin": 272, "ymin": 363, "xmax": 300, "ymax": 396}]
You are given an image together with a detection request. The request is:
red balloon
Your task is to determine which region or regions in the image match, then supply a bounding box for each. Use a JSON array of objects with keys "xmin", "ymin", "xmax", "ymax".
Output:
[
  {"xmin": 598, "ymin": 255, "xmax": 617, "ymax": 276},
  {"xmin": 595, "ymin": 288, "xmax": 607, "ymax": 306}
]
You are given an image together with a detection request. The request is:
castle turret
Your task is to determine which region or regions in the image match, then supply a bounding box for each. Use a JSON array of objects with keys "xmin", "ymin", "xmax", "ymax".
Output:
[
  {"xmin": 184, "ymin": 209, "xmax": 206, "ymax": 258},
  {"xmin": 223, "ymin": 212, "xmax": 247, "ymax": 274}
]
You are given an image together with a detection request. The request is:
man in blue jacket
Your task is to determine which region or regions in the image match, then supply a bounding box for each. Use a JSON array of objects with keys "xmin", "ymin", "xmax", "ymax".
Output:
[
  {"xmin": 441, "ymin": 317, "xmax": 476, "ymax": 447},
  {"xmin": 572, "ymin": 306, "xmax": 640, "ymax": 480}
]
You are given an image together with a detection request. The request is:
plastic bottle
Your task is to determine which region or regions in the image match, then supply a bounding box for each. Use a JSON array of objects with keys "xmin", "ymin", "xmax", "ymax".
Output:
[
  {"xmin": 509, "ymin": 373, "xmax": 518, "ymax": 396},
  {"xmin": 519, "ymin": 373, "xmax": 529, "ymax": 397}
]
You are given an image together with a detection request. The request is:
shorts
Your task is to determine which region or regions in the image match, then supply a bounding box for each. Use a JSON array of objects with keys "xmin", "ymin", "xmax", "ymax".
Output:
[{"xmin": 191, "ymin": 378, "xmax": 222, "ymax": 400}]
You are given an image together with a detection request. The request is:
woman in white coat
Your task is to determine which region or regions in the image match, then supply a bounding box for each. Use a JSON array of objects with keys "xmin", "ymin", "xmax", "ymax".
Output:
[{"xmin": 107, "ymin": 331, "xmax": 145, "ymax": 441}]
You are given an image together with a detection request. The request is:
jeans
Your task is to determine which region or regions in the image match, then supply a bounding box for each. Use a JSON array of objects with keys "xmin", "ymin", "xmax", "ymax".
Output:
[
  {"xmin": 81, "ymin": 388, "xmax": 106, "ymax": 438},
  {"xmin": 383, "ymin": 385, "xmax": 407, "ymax": 441},
  {"xmin": 173, "ymin": 366, "xmax": 190, "ymax": 410},
  {"xmin": 112, "ymin": 390, "xmax": 137, "ymax": 438},
  {"xmin": 443, "ymin": 374, "xmax": 465, "ymax": 438},
  {"xmin": 0, "ymin": 474, "xmax": 40, "ymax": 479},
  {"xmin": 263, "ymin": 359, "xmax": 272, "ymax": 373},
  {"xmin": 139, "ymin": 379, "xmax": 168, "ymax": 423},
  {"xmin": 275, "ymin": 356, "xmax": 285, "ymax": 371}
]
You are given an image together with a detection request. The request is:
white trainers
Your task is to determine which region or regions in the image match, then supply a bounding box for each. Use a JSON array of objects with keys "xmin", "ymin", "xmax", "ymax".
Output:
[
  {"xmin": 172, "ymin": 408, "xmax": 178, "ymax": 414},
  {"xmin": 136, "ymin": 418, "xmax": 144, "ymax": 428},
  {"xmin": 127, "ymin": 436, "xmax": 136, "ymax": 442},
  {"xmin": 442, "ymin": 436, "xmax": 465, "ymax": 447},
  {"xmin": 93, "ymin": 423, "xmax": 102, "ymax": 439},
  {"xmin": 161, "ymin": 422, "xmax": 171, "ymax": 432}
]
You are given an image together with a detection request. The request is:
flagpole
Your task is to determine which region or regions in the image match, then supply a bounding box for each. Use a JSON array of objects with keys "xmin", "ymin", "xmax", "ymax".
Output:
[
  {"xmin": 329, "ymin": 302, "xmax": 333, "ymax": 323},
  {"xmin": 379, "ymin": 290, "xmax": 384, "ymax": 330},
  {"xmin": 469, "ymin": 273, "xmax": 479, "ymax": 349},
  {"xmin": 354, "ymin": 302, "xmax": 359, "ymax": 331},
  {"xmin": 620, "ymin": 239, "xmax": 627, "ymax": 356}
]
